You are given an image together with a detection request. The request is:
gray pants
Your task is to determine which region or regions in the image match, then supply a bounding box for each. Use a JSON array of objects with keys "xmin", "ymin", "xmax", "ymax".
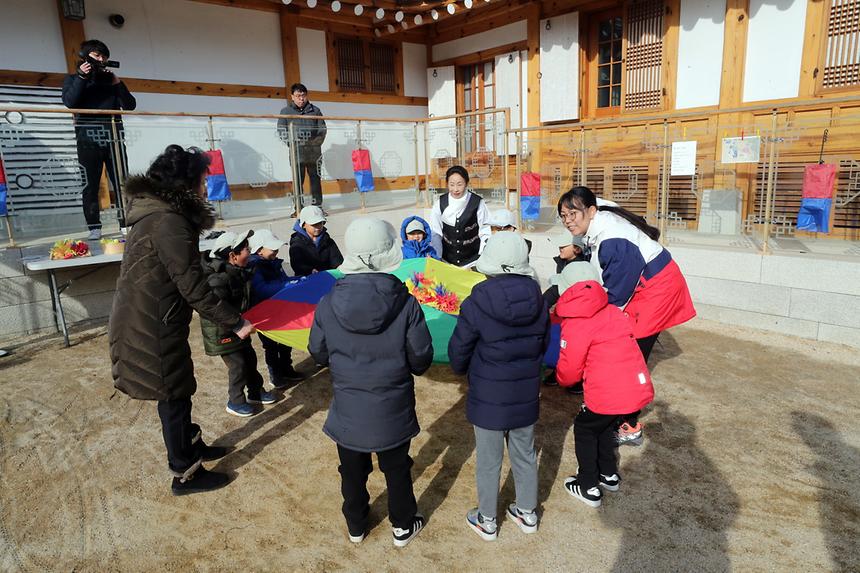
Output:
[{"xmin": 473, "ymin": 424, "xmax": 538, "ymax": 519}]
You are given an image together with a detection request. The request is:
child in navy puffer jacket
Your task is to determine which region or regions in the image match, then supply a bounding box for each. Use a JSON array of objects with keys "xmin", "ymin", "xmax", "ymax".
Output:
[
  {"xmin": 554, "ymin": 262, "xmax": 654, "ymax": 509},
  {"xmin": 247, "ymin": 229, "xmax": 304, "ymax": 388},
  {"xmin": 449, "ymin": 232, "xmax": 550, "ymax": 541}
]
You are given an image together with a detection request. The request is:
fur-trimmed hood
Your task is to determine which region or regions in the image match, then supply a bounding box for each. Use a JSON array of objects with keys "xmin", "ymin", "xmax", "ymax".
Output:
[{"xmin": 124, "ymin": 175, "xmax": 216, "ymax": 232}]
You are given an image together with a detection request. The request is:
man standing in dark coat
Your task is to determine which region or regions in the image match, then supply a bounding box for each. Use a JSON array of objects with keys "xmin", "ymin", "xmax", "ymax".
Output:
[
  {"xmin": 309, "ymin": 216, "xmax": 433, "ymax": 548},
  {"xmin": 62, "ymin": 39, "xmax": 136, "ymax": 240},
  {"xmin": 277, "ymin": 83, "xmax": 327, "ymax": 216}
]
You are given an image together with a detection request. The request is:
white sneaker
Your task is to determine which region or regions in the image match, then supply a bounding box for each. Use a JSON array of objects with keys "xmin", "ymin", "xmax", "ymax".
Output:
[
  {"xmin": 87, "ymin": 228, "xmax": 102, "ymax": 241},
  {"xmin": 348, "ymin": 531, "xmax": 365, "ymax": 544},
  {"xmin": 505, "ymin": 504, "xmax": 538, "ymax": 534},
  {"xmin": 466, "ymin": 508, "xmax": 498, "ymax": 541},
  {"xmin": 120, "ymin": 226, "xmax": 128, "ymax": 236},
  {"xmin": 599, "ymin": 473, "xmax": 621, "ymax": 492}
]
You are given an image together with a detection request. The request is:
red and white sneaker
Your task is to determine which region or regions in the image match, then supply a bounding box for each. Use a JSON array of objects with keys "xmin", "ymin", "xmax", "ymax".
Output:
[{"xmin": 615, "ymin": 422, "xmax": 643, "ymax": 446}]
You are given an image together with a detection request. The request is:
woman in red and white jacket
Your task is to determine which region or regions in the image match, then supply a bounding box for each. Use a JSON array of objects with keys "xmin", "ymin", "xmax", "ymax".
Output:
[
  {"xmin": 556, "ymin": 187, "xmax": 695, "ymax": 442},
  {"xmin": 553, "ymin": 262, "xmax": 654, "ymax": 508}
]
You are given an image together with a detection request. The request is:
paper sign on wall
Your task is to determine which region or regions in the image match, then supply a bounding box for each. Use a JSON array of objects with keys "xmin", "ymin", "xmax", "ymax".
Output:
[
  {"xmin": 721, "ymin": 136, "xmax": 761, "ymax": 164},
  {"xmin": 670, "ymin": 141, "xmax": 697, "ymax": 176}
]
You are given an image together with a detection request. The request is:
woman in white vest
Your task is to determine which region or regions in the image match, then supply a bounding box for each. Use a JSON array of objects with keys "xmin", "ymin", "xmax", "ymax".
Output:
[{"xmin": 429, "ymin": 166, "xmax": 491, "ymax": 267}]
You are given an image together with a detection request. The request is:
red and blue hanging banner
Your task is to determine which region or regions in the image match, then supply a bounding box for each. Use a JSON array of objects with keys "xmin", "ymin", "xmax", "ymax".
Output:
[
  {"xmin": 205, "ymin": 150, "xmax": 231, "ymax": 201},
  {"xmin": 520, "ymin": 171, "xmax": 541, "ymax": 221},
  {"xmin": 351, "ymin": 149, "xmax": 374, "ymax": 193},
  {"xmin": 0, "ymin": 155, "xmax": 8, "ymax": 217},
  {"xmin": 797, "ymin": 164, "xmax": 836, "ymax": 233}
]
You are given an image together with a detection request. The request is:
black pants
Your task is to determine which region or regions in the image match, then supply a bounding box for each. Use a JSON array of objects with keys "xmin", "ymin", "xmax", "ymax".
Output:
[
  {"xmin": 221, "ymin": 345, "xmax": 265, "ymax": 404},
  {"xmin": 157, "ymin": 398, "xmax": 203, "ymax": 476},
  {"xmin": 337, "ymin": 441, "xmax": 417, "ymax": 533},
  {"xmin": 75, "ymin": 123, "xmax": 128, "ymax": 230},
  {"xmin": 258, "ymin": 333, "xmax": 293, "ymax": 376},
  {"xmin": 297, "ymin": 160, "xmax": 323, "ymax": 206},
  {"xmin": 622, "ymin": 332, "xmax": 661, "ymax": 426},
  {"xmin": 574, "ymin": 406, "xmax": 620, "ymax": 489}
]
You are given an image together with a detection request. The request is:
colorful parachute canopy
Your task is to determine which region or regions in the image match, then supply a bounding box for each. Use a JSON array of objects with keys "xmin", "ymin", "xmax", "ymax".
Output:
[{"xmin": 244, "ymin": 257, "xmax": 486, "ymax": 363}]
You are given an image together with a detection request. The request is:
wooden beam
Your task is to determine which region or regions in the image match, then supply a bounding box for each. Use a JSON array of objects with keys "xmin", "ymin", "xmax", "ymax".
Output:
[
  {"xmin": 187, "ymin": 0, "xmax": 280, "ymax": 12},
  {"xmin": 661, "ymin": 0, "xmax": 680, "ymax": 111},
  {"xmin": 280, "ymin": 8, "xmax": 301, "ymax": 90},
  {"xmin": 394, "ymin": 41, "xmax": 405, "ymax": 96},
  {"xmin": 431, "ymin": 41, "xmax": 528, "ymax": 67},
  {"xmin": 0, "ymin": 70, "xmax": 427, "ymax": 105},
  {"xmin": 430, "ymin": 5, "xmax": 533, "ymax": 45},
  {"xmin": 541, "ymin": 0, "xmax": 620, "ymax": 20},
  {"xmin": 719, "ymin": 0, "xmax": 749, "ymax": 108},
  {"xmin": 55, "ymin": 0, "xmax": 86, "ymax": 74},
  {"xmin": 526, "ymin": 3, "xmax": 541, "ymax": 128},
  {"xmin": 799, "ymin": 0, "xmax": 827, "ymax": 98}
]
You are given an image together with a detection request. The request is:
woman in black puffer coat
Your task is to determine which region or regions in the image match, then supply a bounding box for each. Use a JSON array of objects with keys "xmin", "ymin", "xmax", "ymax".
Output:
[{"xmin": 109, "ymin": 145, "xmax": 254, "ymax": 496}]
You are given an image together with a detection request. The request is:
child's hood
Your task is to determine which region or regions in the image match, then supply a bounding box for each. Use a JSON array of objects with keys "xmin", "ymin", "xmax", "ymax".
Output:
[
  {"xmin": 554, "ymin": 280, "xmax": 608, "ymax": 319},
  {"xmin": 247, "ymin": 253, "xmax": 283, "ymax": 270},
  {"xmin": 292, "ymin": 219, "xmax": 326, "ymax": 243},
  {"xmin": 470, "ymin": 275, "xmax": 544, "ymax": 327},
  {"xmin": 400, "ymin": 215, "xmax": 432, "ymax": 243}
]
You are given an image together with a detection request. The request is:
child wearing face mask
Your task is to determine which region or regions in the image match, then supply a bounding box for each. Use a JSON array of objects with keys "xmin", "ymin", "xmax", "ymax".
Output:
[
  {"xmin": 428, "ymin": 165, "xmax": 491, "ymax": 268},
  {"xmin": 201, "ymin": 230, "xmax": 276, "ymax": 418},
  {"xmin": 247, "ymin": 229, "xmax": 305, "ymax": 389}
]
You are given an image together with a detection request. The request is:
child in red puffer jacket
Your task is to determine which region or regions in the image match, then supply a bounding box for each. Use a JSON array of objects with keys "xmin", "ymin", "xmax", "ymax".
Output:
[{"xmin": 554, "ymin": 262, "xmax": 654, "ymax": 508}]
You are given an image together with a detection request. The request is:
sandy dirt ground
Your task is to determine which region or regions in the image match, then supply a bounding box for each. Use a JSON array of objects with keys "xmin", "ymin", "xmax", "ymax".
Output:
[{"xmin": 0, "ymin": 317, "xmax": 858, "ymax": 572}]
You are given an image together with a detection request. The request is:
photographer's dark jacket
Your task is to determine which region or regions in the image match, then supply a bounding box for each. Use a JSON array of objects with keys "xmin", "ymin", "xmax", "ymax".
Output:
[
  {"xmin": 62, "ymin": 73, "xmax": 136, "ymax": 129},
  {"xmin": 199, "ymin": 256, "xmax": 254, "ymax": 357},
  {"xmin": 109, "ymin": 176, "xmax": 241, "ymax": 402},
  {"xmin": 277, "ymin": 101, "xmax": 327, "ymax": 162}
]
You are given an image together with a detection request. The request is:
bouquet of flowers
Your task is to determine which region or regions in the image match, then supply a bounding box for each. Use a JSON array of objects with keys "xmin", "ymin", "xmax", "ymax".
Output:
[
  {"xmin": 406, "ymin": 271, "xmax": 461, "ymax": 314},
  {"xmin": 49, "ymin": 239, "xmax": 91, "ymax": 260}
]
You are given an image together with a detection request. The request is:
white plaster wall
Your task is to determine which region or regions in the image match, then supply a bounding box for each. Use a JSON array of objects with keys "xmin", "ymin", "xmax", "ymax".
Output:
[
  {"xmin": 743, "ymin": 0, "xmax": 807, "ymax": 102},
  {"xmin": 676, "ymin": 0, "xmax": 726, "ymax": 109},
  {"xmin": 521, "ymin": 49, "xmax": 529, "ymax": 129},
  {"xmin": 83, "ymin": 0, "xmax": 284, "ymax": 86},
  {"xmin": 431, "ymin": 21, "xmax": 528, "ymax": 62},
  {"xmin": 296, "ymin": 28, "xmax": 329, "ymax": 91},
  {"xmin": 540, "ymin": 12, "xmax": 579, "ymax": 122},
  {"xmin": 403, "ymin": 42, "xmax": 428, "ymax": 97},
  {"xmin": 0, "ymin": 0, "xmax": 66, "ymax": 73}
]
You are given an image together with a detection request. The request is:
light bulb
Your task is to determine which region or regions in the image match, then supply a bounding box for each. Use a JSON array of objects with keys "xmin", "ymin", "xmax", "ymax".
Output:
[
  {"xmin": 401, "ymin": 20, "xmax": 408, "ymax": 28},
  {"xmin": 446, "ymin": 3, "xmax": 455, "ymax": 14},
  {"xmin": 395, "ymin": 10, "xmax": 404, "ymax": 21},
  {"xmin": 307, "ymin": 0, "xmax": 317, "ymax": 7},
  {"xmin": 430, "ymin": 9, "xmax": 439, "ymax": 19},
  {"xmin": 282, "ymin": 0, "xmax": 292, "ymax": 4},
  {"xmin": 465, "ymin": 0, "xmax": 472, "ymax": 7},
  {"xmin": 331, "ymin": 1, "xmax": 341, "ymax": 11},
  {"xmin": 374, "ymin": 28, "xmax": 381, "ymax": 37},
  {"xmin": 354, "ymin": 4, "xmax": 363, "ymax": 15},
  {"xmin": 375, "ymin": 7, "xmax": 384, "ymax": 18},
  {"xmin": 386, "ymin": 23, "xmax": 395, "ymax": 33},
  {"xmin": 414, "ymin": 14, "xmax": 423, "ymax": 25}
]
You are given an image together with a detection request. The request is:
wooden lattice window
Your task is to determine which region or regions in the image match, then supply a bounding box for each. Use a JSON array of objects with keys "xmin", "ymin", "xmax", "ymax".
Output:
[
  {"xmin": 335, "ymin": 38, "xmax": 399, "ymax": 94},
  {"xmin": 370, "ymin": 44, "xmax": 396, "ymax": 93},
  {"xmin": 624, "ymin": 0, "xmax": 663, "ymax": 111},
  {"xmin": 822, "ymin": 0, "xmax": 860, "ymax": 90}
]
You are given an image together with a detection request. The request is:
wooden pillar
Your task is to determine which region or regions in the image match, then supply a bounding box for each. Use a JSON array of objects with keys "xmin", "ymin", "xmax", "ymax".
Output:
[
  {"xmin": 661, "ymin": 0, "xmax": 680, "ymax": 111},
  {"xmin": 280, "ymin": 7, "xmax": 301, "ymax": 91},
  {"xmin": 56, "ymin": 0, "xmax": 86, "ymax": 74},
  {"xmin": 526, "ymin": 3, "xmax": 541, "ymax": 171},
  {"xmin": 716, "ymin": 0, "xmax": 750, "ymax": 199},
  {"xmin": 799, "ymin": 0, "xmax": 827, "ymax": 98}
]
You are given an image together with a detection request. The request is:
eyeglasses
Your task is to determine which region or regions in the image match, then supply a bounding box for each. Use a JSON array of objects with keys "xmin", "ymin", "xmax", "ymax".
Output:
[{"xmin": 559, "ymin": 209, "xmax": 583, "ymax": 222}]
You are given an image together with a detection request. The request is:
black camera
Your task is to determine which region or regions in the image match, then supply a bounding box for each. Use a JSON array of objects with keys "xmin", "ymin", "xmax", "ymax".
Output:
[{"xmin": 83, "ymin": 53, "xmax": 120, "ymax": 70}]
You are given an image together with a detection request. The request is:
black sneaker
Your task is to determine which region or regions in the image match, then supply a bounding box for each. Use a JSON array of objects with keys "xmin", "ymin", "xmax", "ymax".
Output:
[
  {"xmin": 599, "ymin": 473, "xmax": 620, "ymax": 492},
  {"xmin": 563, "ymin": 476, "xmax": 602, "ymax": 507},
  {"xmin": 542, "ymin": 370, "xmax": 559, "ymax": 387},
  {"xmin": 171, "ymin": 468, "xmax": 230, "ymax": 496},
  {"xmin": 201, "ymin": 444, "xmax": 231, "ymax": 461},
  {"xmin": 392, "ymin": 513, "xmax": 425, "ymax": 547},
  {"xmin": 271, "ymin": 368, "xmax": 305, "ymax": 389},
  {"xmin": 566, "ymin": 382, "xmax": 584, "ymax": 395}
]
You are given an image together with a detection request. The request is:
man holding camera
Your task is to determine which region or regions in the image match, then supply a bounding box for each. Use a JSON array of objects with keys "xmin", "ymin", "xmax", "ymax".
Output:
[
  {"xmin": 62, "ymin": 39, "xmax": 136, "ymax": 240},
  {"xmin": 277, "ymin": 83, "xmax": 327, "ymax": 217}
]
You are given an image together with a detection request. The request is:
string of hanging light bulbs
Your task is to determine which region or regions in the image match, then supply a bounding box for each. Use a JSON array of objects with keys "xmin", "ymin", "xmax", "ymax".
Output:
[{"xmin": 281, "ymin": 0, "xmax": 493, "ymax": 36}]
